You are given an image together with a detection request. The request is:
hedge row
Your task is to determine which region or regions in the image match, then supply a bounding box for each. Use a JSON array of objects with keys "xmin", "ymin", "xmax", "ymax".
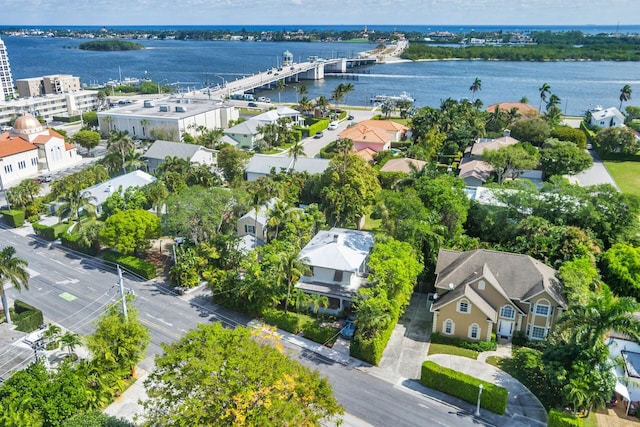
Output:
[
  {"xmin": 60, "ymin": 233, "xmax": 99, "ymax": 256},
  {"xmin": 32, "ymin": 222, "xmax": 71, "ymax": 241},
  {"xmin": 262, "ymin": 309, "xmax": 340, "ymax": 346},
  {"xmin": 307, "ymin": 119, "xmax": 329, "ymax": 136},
  {"xmin": 13, "ymin": 300, "xmax": 44, "ymax": 333},
  {"xmin": 350, "ymin": 318, "xmax": 396, "ymax": 365},
  {"xmin": 431, "ymin": 332, "xmax": 498, "ymax": 352},
  {"xmin": 102, "ymin": 250, "xmax": 157, "ymax": 280},
  {"xmin": 302, "ymin": 320, "xmax": 340, "ymax": 345},
  {"xmin": 548, "ymin": 409, "xmax": 583, "ymax": 427},
  {"xmin": 263, "ymin": 309, "xmax": 303, "ymax": 334},
  {"xmin": 1, "ymin": 209, "xmax": 25, "ymax": 228},
  {"xmin": 420, "ymin": 361, "xmax": 508, "ymax": 415}
]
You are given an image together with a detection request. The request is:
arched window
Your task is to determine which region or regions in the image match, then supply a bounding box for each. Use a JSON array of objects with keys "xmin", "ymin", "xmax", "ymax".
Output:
[
  {"xmin": 478, "ymin": 280, "xmax": 485, "ymax": 290},
  {"xmin": 535, "ymin": 299, "xmax": 550, "ymax": 317},
  {"xmin": 468, "ymin": 323, "xmax": 480, "ymax": 340},
  {"xmin": 443, "ymin": 319, "xmax": 455, "ymax": 335},
  {"xmin": 457, "ymin": 299, "xmax": 470, "ymax": 313},
  {"xmin": 500, "ymin": 305, "xmax": 515, "ymax": 319}
]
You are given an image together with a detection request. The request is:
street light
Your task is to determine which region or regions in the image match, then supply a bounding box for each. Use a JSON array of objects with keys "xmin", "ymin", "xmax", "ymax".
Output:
[
  {"xmin": 475, "ymin": 383, "xmax": 484, "ymax": 417},
  {"xmin": 158, "ymin": 79, "xmax": 169, "ymax": 96}
]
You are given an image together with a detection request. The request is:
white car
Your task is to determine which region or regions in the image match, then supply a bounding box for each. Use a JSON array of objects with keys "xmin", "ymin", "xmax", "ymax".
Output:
[{"xmin": 328, "ymin": 122, "xmax": 339, "ymax": 130}]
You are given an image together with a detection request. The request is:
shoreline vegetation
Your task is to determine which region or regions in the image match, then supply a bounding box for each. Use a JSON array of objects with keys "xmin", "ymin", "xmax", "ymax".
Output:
[
  {"xmin": 6, "ymin": 27, "xmax": 640, "ymax": 61},
  {"xmin": 78, "ymin": 40, "xmax": 145, "ymax": 51}
]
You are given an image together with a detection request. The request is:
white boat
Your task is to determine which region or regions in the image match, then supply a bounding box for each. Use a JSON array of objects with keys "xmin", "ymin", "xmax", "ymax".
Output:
[{"xmin": 370, "ymin": 91, "xmax": 415, "ymax": 104}]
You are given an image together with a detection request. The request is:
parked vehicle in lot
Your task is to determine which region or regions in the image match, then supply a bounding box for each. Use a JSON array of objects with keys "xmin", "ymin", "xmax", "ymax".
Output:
[
  {"xmin": 314, "ymin": 131, "xmax": 324, "ymax": 139},
  {"xmin": 341, "ymin": 315, "xmax": 356, "ymax": 339},
  {"xmin": 248, "ymin": 102, "xmax": 258, "ymax": 108}
]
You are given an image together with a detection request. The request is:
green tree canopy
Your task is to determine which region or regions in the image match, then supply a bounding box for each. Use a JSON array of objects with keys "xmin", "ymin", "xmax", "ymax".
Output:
[
  {"xmin": 595, "ymin": 126, "xmax": 640, "ymax": 154},
  {"xmin": 540, "ymin": 138, "xmax": 593, "ymax": 177},
  {"xmin": 99, "ymin": 209, "xmax": 160, "ymax": 255},
  {"xmin": 600, "ymin": 243, "xmax": 640, "ymax": 299},
  {"xmin": 72, "ymin": 129, "xmax": 101, "ymax": 154},
  {"xmin": 482, "ymin": 143, "xmax": 541, "ymax": 185},
  {"xmin": 509, "ymin": 118, "xmax": 551, "ymax": 147},
  {"xmin": 142, "ymin": 323, "xmax": 343, "ymax": 426}
]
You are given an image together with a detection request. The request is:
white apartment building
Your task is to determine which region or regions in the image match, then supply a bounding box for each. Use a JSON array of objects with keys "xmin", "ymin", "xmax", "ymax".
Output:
[
  {"xmin": 0, "ymin": 91, "xmax": 100, "ymax": 127},
  {"xmin": 17, "ymin": 74, "xmax": 82, "ymax": 98},
  {"xmin": 0, "ymin": 37, "xmax": 15, "ymax": 100}
]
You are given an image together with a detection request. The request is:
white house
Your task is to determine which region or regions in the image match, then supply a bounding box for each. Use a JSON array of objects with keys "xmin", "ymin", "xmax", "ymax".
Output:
[
  {"xmin": 588, "ymin": 106, "xmax": 625, "ymax": 128},
  {"xmin": 244, "ymin": 154, "xmax": 330, "ymax": 181},
  {"xmin": 296, "ymin": 228, "xmax": 374, "ymax": 315},
  {"xmin": 141, "ymin": 140, "xmax": 216, "ymax": 173},
  {"xmin": 0, "ymin": 114, "xmax": 81, "ymax": 190},
  {"xmin": 224, "ymin": 106, "xmax": 303, "ymax": 150},
  {"xmin": 81, "ymin": 170, "xmax": 156, "ymax": 215},
  {"xmin": 236, "ymin": 198, "xmax": 277, "ymax": 250}
]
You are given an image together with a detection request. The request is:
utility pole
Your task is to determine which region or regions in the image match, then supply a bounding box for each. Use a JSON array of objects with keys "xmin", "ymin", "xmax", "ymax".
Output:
[{"xmin": 117, "ymin": 264, "xmax": 128, "ymax": 322}]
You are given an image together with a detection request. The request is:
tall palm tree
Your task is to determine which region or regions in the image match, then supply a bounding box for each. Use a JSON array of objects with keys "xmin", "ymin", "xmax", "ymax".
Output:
[
  {"xmin": 60, "ymin": 331, "xmax": 82, "ymax": 357},
  {"xmin": 331, "ymin": 84, "xmax": 346, "ymax": 107},
  {"xmin": 620, "ymin": 84, "xmax": 632, "ymax": 110},
  {"xmin": 294, "ymin": 84, "xmax": 308, "ymax": 104},
  {"xmin": 315, "ymin": 96, "xmax": 330, "ymax": 117},
  {"xmin": 279, "ymin": 251, "xmax": 311, "ymax": 312},
  {"xmin": 507, "ymin": 107, "xmax": 522, "ymax": 125},
  {"xmin": 266, "ymin": 199, "xmax": 291, "ymax": 241},
  {"xmin": 275, "ymin": 79, "xmax": 286, "ymax": 104},
  {"xmin": 546, "ymin": 93, "xmax": 561, "ymax": 112},
  {"xmin": 0, "ymin": 246, "xmax": 29, "ymax": 325},
  {"xmin": 107, "ymin": 130, "xmax": 134, "ymax": 175},
  {"xmin": 57, "ymin": 189, "xmax": 97, "ymax": 231},
  {"xmin": 288, "ymin": 139, "xmax": 306, "ymax": 172},
  {"xmin": 539, "ymin": 83, "xmax": 551, "ymax": 110},
  {"xmin": 341, "ymin": 83, "xmax": 355, "ymax": 106},
  {"xmin": 469, "ymin": 78, "xmax": 482, "ymax": 100}
]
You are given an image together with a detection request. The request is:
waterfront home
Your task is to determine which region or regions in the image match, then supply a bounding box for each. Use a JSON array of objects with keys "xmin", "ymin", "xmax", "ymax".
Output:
[
  {"xmin": 379, "ymin": 157, "xmax": 427, "ymax": 173},
  {"xmin": 296, "ymin": 228, "xmax": 374, "ymax": 315},
  {"xmin": 486, "ymin": 102, "xmax": 539, "ymax": 119},
  {"xmin": 224, "ymin": 106, "xmax": 303, "ymax": 150},
  {"xmin": 431, "ymin": 249, "xmax": 566, "ymax": 342},
  {"xmin": 587, "ymin": 106, "xmax": 625, "ymax": 128}
]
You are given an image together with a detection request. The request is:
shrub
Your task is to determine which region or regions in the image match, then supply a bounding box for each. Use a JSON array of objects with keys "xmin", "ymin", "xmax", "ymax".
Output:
[
  {"xmin": 32, "ymin": 222, "xmax": 56, "ymax": 240},
  {"xmin": 102, "ymin": 250, "xmax": 157, "ymax": 279},
  {"xmin": 421, "ymin": 361, "xmax": 508, "ymax": 414},
  {"xmin": 13, "ymin": 300, "xmax": 44, "ymax": 333},
  {"xmin": 431, "ymin": 332, "xmax": 498, "ymax": 352},
  {"xmin": 0, "ymin": 209, "xmax": 25, "ymax": 228},
  {"xmin": 350, "ymin": 319, "xmax": 395, "ymax": 365},
  {"xmin": 548, "ymin": 409, "xmax": 583, "ymax": 427},
  {"xmin": 28, "ymin": 215, "xmax": 40, "ymax": 223},
  {"xmin": 307, "ymin": 119, "xmax": 329, "ymax": 136},
  {"xmin": 551, "ymin": 126, "xmax": 587, "ymax": 149},
  {"xmin": 60, "ymin": 232, "xmax": 99, "ymax": 256},
  {"xmin": 302, "ymin": 320, "xmax": 340, "ymax": 345},
  {"xmin": 512, "ymin": 331, "xmax": 548, "ymax": 350},
  {"xmin": 263, "ymin": 309, "xmax": 304, "ymax": 334},
  {"xmin": 319, "ymin": 141, "xmax": 338, "ymax": 159}
]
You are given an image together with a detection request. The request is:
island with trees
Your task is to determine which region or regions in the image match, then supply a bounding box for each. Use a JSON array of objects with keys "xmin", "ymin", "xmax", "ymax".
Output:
[{"xmin": 78, "ymin": 40, "xmax": 145, "ymax": 51}]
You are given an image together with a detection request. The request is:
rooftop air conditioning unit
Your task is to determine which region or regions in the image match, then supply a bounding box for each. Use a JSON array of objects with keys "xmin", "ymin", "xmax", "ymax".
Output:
[
  {"xmin": 175, "ymin": 106, "xmax": 186, "ymax": 112},
  {"xmin": 159, "ymin": 105, "xmax": 169, "ymax": 112},
  {"xmin": 144, "ymin": 100, "xmax": 154, "ymax": 108}
]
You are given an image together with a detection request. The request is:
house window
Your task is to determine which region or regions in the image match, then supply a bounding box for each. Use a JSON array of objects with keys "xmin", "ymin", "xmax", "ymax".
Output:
[
  {"xmin": 468, "ymin": 324, "xmax": 480, "ymax": 340},
  {"xmin": 500, "ymin": 305, "xmax": 515, "ymax": 319},
  {"xmin": 3, "ymin": 164, "xmax": 12, "ymax": 174},
  {"xmin": 333, "ymin": 270, "xmax": 343, "ymax": 282},
  {"xmin": 31, "ymin": 157, "xmax": 38, "ymax": 166},
  {"xmin": 457, "ymin": 299, "xmax": 470, "ymax": 314},
  {"xmin": 478, "ymin": 280, "xmax": 485, "ymax": 290},
  {"xmin": 535, "ymin": 303, "xmax": 550, "ymax": 317},
  {"xmin": 244, "ymin": 224, "xmax": 255, "ymax": 235},
  {"xmin": 18, "ymin": 160, "xmax": 26, "ymax": 170},
  {"xmin": 530, "ymin": 326, "xmax": 546, "ymax": 340},
  {"xmin": 443, "ymin": 319, "xmax": 454, "ymax": 335}
]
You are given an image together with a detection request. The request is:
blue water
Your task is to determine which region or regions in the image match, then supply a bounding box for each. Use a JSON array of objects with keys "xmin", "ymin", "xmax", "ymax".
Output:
[{"xmin": 4, "ymin": 35, "xmax": 640, "ymax": 116}]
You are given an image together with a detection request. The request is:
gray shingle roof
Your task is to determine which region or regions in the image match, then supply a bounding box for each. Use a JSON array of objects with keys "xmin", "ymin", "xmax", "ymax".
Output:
[
  {"xmin": 142, "ymin": 140, "xmax": 210, "ymax": 161},
  {"xmin": 434, "ymin": 248, "xmax": 565, "ymax": 307}
]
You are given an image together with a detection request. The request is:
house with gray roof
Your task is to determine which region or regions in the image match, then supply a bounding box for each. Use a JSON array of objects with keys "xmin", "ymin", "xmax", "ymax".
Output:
[
  {"xmin": 430, "ymin": 249, "xmax": 566, "ymax": 342},
  {"xmin": 82, "ymin": 170, "xmax": 156, "ymax": 215},
  {"xmin": 296, "ymin": 228, "xmax": 374, "ymax": 315},
  {"xmin": 223, "ymin": 106, "xmax": 303, "ymax": 150},
  {"xmin": 141, "ymin": 140, "xmax": 216, "ymax": 173},
  {"xmin": 236, "ymin": 198, "xmax": 276, "ymax": 250},
  {"xmin": 244, "ymin": 154, "xmax": 330, "ymax": 181}
]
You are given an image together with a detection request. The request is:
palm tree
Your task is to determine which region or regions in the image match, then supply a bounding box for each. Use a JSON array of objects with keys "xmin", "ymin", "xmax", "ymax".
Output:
[
  {"xmin": 60, "ymin": 331, "xmax": 82, "ymax": 358},
  {"xmin": 107, "ymin": 130, "xmax": 134, "ymax": 175},
  {"xmin": 123, "ymin": 148, "xmax": 145, "ymax": 173},
  {"xmin": 507, "ymin": 107, "xmax": 522, "ymax": 125},
  {"xmin": 315, "ymin": 96, "xmax": 330, "ymax": 117},
  {"xmin": 539, "ymin": 83, "xmax": 551, "ymax": 110},
  {"xmin": 279, "ymin": 251, "xmax": 311, "ymax": 312},
  {"xmin": 620, "ymin": 84, "xmax": 632, "ymax": 110},
  {"xmin": 331, "ymin": 84, "xmax": 346, "ymax": 107},
  {"xmin": 42, "ymin": 323, "xmax": 62, "ymax": 349},
  {"xmin": 0, "ymin": 246, "xmax": 29, "ymax": 325},
  {"xmin": 288, "ymin": 139, "xmax": 306, "ymax": 172},
  {"xmin": 469, "ymin": 78, "xmax": 482, "ymax": 100},
  {"xmin": 294, "ymin": 84, "xmax": 308, "ymax": 104},
  {"xmin": 57, "ymin": 189, "xmax": 97, "ymax": 231},
  {"xmin": 266, "ymin": 199, "xmax": 291, "ymax": 241},
  {"xmin": 341, "ymin": 83, "xmax": 355, "ymax": 106},
  {"xmin": 546, "ymin": 93, "xmax": 561, "ymax": 112},
  {"xmin": 380, "ymin": 99, "xmax": 395, "ymax": 118},
  {"xmin": 275, "ymin": 79, "xmax": 285, "ymax": 104}
]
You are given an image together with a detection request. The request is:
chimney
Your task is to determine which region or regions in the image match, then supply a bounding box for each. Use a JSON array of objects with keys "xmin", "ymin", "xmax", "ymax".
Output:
[
  {"xmin": 333, "ymin": 234, "xmax": 339, "ymax": 243},
  {"xmin": 503, "ymin": 129, "xmax": 511, "ymax": 137}
]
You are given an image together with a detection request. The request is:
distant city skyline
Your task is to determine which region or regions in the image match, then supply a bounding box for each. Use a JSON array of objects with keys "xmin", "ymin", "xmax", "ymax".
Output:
[{"xmin": 3, "ymin": 0, "xmax": 639, "ymax": 27}]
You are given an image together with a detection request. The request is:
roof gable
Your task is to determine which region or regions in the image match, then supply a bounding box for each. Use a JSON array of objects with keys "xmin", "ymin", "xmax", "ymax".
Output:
[
  {"xmin": 143, "ymin": 140, "xmax": 208, "ymax": 161},
  {"xmin": 299, "ymin": 228, "xmax": 374, "ymax": 272},
  {"xmin": 0, "ymin": 134, "xmax": 37, "ymax": 158}
]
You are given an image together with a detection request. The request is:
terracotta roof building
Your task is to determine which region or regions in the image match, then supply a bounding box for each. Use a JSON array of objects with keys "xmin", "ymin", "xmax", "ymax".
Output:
[{"xmin": 338, "ymin": 120, "xmax": 408, "ymax": 153}]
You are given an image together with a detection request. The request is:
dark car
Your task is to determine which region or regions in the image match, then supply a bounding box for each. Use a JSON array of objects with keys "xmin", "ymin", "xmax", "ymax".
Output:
[
  {"xmin": 348, "ymin": 115, "xmax": 355, "ymax": 120},
  {"xmin": 340, "ymin": 315, "xmax": 356, "ymax": 339},
  {"xmin": 248, "ymin": 102, "xmax": 258, "ymax": 107},
  {"xmin": 314, "ymin": 131, "xmax": 324, "ymax": 139}
]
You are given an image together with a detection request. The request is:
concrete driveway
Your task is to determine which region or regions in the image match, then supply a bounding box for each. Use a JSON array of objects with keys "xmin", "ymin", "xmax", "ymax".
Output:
[{"xmin": 572, "ymin": 149, "xmax": 619, "ymax": 189}]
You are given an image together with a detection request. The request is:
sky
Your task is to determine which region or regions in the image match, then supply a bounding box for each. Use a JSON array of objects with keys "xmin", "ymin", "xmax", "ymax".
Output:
[{"xmin": 2, "ymin": 0, "xmax": 639, "ymax": 27}]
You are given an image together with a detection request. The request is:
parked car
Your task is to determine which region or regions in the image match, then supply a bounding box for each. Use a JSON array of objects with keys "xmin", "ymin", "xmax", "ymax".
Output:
[
  {"xmin": 328, "ymin": 122, "xmax": 339, "ymax": 130},
  {"xmin": 35, "ymin": 174, "xmax": 52, "ymax": 184},
  {"xmin": 348, "ymin": 115, "xmax": 355, "ymax": 120},
  {"xmin": 314, "ymin": 131, "xmax": 324, "ymax": 139},
  {"xmin": 340, "ymin": 315, "xmax": 356, "ymax": 339},
  {"xmin": 248, "ymin": 102, "xmax": 258, "ymax": 108}
]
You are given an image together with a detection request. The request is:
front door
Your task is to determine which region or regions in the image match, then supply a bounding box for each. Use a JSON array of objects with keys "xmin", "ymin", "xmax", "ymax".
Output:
[{"xmin": 498, "ymin": 320, "xmax": 514, "ymax": 338}]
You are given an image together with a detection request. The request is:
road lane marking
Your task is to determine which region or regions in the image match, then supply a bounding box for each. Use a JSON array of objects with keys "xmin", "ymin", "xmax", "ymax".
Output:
[
  {"xmin": 145, "ymin": 313, "xmax": 173, "ymax": 327},
  {"xmin": 139, "ymin": 317, "xmax": 181, "ymax": 341},
  {"xmin": 59, "ymin": 292, "xmax": 77, "ymax": 302}
]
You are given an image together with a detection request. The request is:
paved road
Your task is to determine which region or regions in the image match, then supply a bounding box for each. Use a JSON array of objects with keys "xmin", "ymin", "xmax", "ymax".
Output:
[{"xmin": 302, "ymin": 108, "xmax": 377, "ymax": 158}]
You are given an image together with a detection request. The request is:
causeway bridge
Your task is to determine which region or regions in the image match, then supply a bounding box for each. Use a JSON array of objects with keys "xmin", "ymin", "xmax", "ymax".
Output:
[{"xmin": 204, "ymin": 57, "xmax": 377, "ymax": 100}]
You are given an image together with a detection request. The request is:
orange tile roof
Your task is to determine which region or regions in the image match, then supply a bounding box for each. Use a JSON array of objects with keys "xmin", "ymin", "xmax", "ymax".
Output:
[
  {"xmin": 339, "ymin": 126, "xmax": 391, "ymax": 145},
  {"xmin": 380, "ymin": 158, "xmax": 427, "ymax": 173},
  {"xmin": 354, "ymin": 147, "xmax": 377, "ymax": 162},
  {"xmin": 0, "ymin": 134, "xmax": 38, "ymax": 158},
  {"xmin": 64, "ymin": 143, "xmax": 76, "ymax": 151},
  {"xmin": 357, "ymin": 119, "xmax": 408, "ymax": 132}
]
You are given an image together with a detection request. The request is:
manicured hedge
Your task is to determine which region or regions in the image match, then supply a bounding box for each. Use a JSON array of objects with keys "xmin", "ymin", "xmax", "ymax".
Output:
[
  {"xmin": 102, "ymin": 250, "xmax": 157, "ymax": 280},
  {"xmin": 420, "ymin": 361, "xmax": 508, "ymax": 415},
  {"xmin": 13, "ymin": 300, "xmax": 44, "ymax": 333},
  {"xmin": 263, "ymin": 309, "xmax": 303, "ymax": 334},
  {"xmin": 350, "ymin": 318, "xmax": 396, "ymax": 365},
  {"xmin": 32, "ymin": 222, "xmax": 56, "ymax": 240},
  {"xmin": 60, "ymin": 233, "xmax": 99, "ymax": 256},
  {"xmin": 307, "ymin": 119, "xmax": 329, "ymax": 136},
  {"xmin": 431, "ymin": 332, "xmax": 498, "ymax": 352},
  {"xmin": 1, "ymin": 209, "xmax": 25, "ymax": 228},
  {"xmin": 302, "ymin": 320, "xmax": 340, "ymax": 345},
  {"xmin": 548, "ymin": 409, "xmax": 583, "ymax": 427}
]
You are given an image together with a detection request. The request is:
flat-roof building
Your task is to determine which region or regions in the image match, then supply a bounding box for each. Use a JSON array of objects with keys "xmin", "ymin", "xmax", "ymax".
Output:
[
  {"xmin": 0, "ymin": 37, "xmax": 15, "ymax": 99},
  {"xmin": 17, "ymin": 74, "xmax": 82, "ymax": 98},
  {"xmin": 0, "ymin": 91, "xmax": 100, "ymax": 127}
]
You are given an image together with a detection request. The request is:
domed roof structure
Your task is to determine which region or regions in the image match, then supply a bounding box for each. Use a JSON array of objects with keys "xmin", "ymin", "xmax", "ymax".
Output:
[{"xmin": 13, "ymin": 114, "xmax": 43, "ymax": 134}]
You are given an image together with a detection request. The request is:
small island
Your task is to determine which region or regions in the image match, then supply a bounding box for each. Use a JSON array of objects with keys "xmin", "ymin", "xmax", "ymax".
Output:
[{"xmin": 78, "ymin": 40, "xmax": 145, "ymax": 51}]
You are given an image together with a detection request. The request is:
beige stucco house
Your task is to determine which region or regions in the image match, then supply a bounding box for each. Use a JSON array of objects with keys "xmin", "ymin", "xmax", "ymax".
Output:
[{"xmin": 430, "ymin": 249, "xmax": 566, "ymax": 342}]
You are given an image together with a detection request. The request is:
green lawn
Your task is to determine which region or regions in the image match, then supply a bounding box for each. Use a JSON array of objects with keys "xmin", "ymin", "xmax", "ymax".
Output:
[
  {"xmin": 603, "ymin": 159, "xmax": 640, "ymax": 197},
  {"xmin": 427, "ymin": 343, "xmax": 479, "ymax": 359},
  {"xmin": 361, "ymin": 214, "xmax": 381, "ymax": 231}
]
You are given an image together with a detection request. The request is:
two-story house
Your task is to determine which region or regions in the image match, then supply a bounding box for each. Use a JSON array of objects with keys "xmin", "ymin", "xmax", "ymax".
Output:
[
  {"xmin": 430, "ymin": 249, "xmax": 567, "ymax": 342},
  {"xmin": 296, "ymin": 227, "xmax": 374, "ymax": 315}
]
